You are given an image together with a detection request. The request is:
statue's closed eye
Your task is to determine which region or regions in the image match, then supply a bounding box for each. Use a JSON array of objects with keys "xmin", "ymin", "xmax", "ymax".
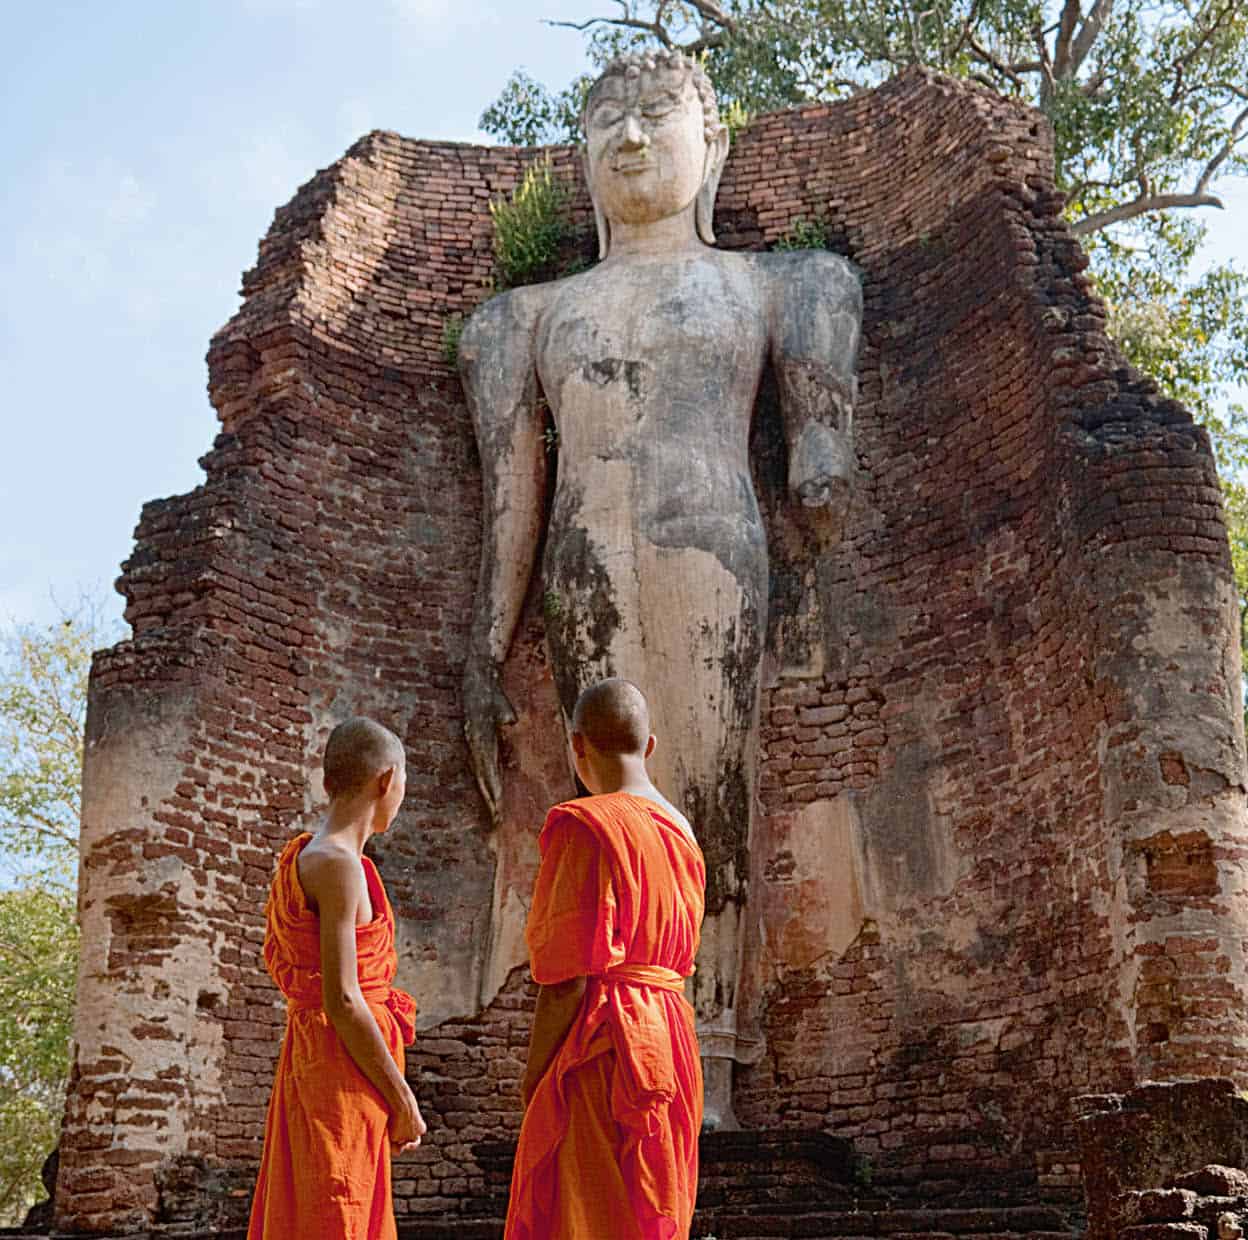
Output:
[
  {"xmin": 592, "ymin": 106, "xmax": 625, "ymax": 129},
  {"xmin": 641, "ymin": 95, "xmax": 679, "ymax": 119}
]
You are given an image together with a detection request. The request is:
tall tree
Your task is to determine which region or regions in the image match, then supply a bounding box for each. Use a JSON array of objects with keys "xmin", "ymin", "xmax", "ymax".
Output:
[
  {"xmin": 482, "ymin": 3, "xmax": 1248, "ymax": 663},
  {"xmin": 0, "ymin": 607, "xmax": 103, "ymax": 1226}
]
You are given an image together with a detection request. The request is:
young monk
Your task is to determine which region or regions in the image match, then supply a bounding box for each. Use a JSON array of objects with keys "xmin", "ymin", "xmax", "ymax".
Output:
[
  {"xmin": 248, "ymin": 717, "xmax": 426, "ymax": 1240},
  {"xmin": 505, "ymin": 678, "xmax": 707, "ymax": 1240}
]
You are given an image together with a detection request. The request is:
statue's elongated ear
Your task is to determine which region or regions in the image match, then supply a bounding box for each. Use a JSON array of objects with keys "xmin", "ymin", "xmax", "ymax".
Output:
[
  {"xmin": 584, "ymin": 144, "xmax": 612, "ymax": 260},
  {"xmin": 696, "ymin": 124, "xmax": 730, "ymax": 246}
]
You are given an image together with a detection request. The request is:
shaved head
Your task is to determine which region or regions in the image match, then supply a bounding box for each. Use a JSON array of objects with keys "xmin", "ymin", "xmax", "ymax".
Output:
[
  {"xmin": 571, "ymin": 678, "xmax": 651, "ymax": 755},
  {"xmin": 323, "ymin": 717, "xmax": 405, "ymax": 797}
]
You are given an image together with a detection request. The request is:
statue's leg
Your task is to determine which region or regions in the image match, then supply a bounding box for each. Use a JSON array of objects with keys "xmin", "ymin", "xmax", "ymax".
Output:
[{"xmin": 545, "ymin": 528, "xmax": 765, "ymax": 1129}]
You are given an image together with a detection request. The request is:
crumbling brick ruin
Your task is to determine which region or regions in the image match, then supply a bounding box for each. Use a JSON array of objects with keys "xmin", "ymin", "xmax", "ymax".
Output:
[
  {"xmin": 1078, "ymin": 1080, "xmax": 1248, "ymax": 1240},
  {"xmin": 53, "ymin": 67, "xmax": 1248, "ymax": 1235}
]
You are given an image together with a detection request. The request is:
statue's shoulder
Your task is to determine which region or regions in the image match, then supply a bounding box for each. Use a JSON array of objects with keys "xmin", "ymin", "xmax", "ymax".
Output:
[
  {"xmin": 459, "ymin": 282, "xmax": 556, "ymax": 360},
  {"xmin": 754, "ymin": 248, "xmax": 862, "ymax": 310}
]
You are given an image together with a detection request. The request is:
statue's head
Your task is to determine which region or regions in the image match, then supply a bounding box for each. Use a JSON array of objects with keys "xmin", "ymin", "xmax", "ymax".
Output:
[{"xmin": 582, "ymin": 50, "xmax": 729, "ymax": 258}]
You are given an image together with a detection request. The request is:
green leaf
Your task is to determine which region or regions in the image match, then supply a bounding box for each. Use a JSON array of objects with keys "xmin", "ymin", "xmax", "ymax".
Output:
[{"xmin": 0, "ymin": 601, "xmax": 112, "ymax": 1224}]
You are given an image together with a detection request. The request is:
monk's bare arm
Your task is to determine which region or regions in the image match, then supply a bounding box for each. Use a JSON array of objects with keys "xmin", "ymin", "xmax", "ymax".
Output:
[
  {"xmin": 768, "ymin": 251, "xmax": 863, "ymax": 506},
  {"xmin": 301, "ymin": 851, "xmax": 427, "ymax": 1148},
  {"xmin": 521, "ymin": 976, "xmax": 588, "ymax": 1108},
  {"xmin": 457, "ymin": 288, "xmax": 549, "ymax": 821}
]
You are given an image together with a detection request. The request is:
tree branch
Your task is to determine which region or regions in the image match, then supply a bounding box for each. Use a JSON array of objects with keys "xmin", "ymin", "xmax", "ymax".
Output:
[
  {"xmin": 907, "ymin": 2, "xmax": 937, "ymax": 62},
  {"xmin": 0, "ymin": 815, "xmax": 77, "ymax": 846},
  {"xmin": 968, "ymin": 35, "xmax": 1027, "ymax": 87},
  {"xmin": 682, "ymin": 31, "xmax": 729, "ymax": 54},
  {"xmin": 1072, "ymin": 189, "xmax": 1225, "ymax": 235},
  {"xmin": 1196, "ymin": 100, "xmax": 1248, "ymax": 192},
  {"xmin": 1035, "ymin": 17, "xmax": 1057, "ymax": 109},
  {"xmin": 548, "ymin": 0, "xmax": 738, "ymax": 52},
  {"xmin": 1171, "ymin": 0, "xmax": 1238, "ymax": 80},
  {"xmin": 1081, "ymin": 67, "xmax": 1108, "ymax": 97},
  {"xmin": 1051, "ymin": 0, "xmax": 1084, "ymax": 81},
  {"xmin": 941, "ymin": 0, "xmax": 977, "ymax": 64},
  {"xmin": 683, "ymin": 0, "xmax": 739, "ymax": 34},
  {"xmin": 549, "ymin": 14, "xmax": 678, "ymax": 48},
  {"xmin": 1067, "ymin": 0, "xmax": 1114, "ymax": 78}
]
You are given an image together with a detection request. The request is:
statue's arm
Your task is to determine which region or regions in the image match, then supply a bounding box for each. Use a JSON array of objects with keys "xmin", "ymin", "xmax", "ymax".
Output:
[
  {"xmin": 768, "ymin": 251, "xmax": 863, "ymax": 507},
  {"xmin": 457, "ymin": 288, "xmax": 548, "ymax": 822}
]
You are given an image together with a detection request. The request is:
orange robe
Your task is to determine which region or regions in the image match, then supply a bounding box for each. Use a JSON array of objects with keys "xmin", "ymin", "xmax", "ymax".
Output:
[
  {"xmin": 505, "ymin": 792, "xmax": 706, "ymax": 1240},
  {"xmin": 248, "ymin": 833, "xmax": 416, "ymax": 1240}
]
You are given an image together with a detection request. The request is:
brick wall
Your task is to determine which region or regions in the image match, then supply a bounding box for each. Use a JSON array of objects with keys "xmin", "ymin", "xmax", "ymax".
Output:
[{"xmin": 56, "ymin": 67, "xmax": 1248, "ymax": 1232}]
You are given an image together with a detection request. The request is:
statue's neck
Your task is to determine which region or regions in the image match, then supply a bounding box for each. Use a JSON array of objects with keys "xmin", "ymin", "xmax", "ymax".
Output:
[{"xmin": 605, "ymin": 204, "xmax": 703, "ymax": 259}]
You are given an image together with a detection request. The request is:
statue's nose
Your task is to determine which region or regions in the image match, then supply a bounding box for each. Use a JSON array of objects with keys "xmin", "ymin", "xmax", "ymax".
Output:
[{"xmin": 620, "ymin": 113, "xmax": 649, "ymax": 150}]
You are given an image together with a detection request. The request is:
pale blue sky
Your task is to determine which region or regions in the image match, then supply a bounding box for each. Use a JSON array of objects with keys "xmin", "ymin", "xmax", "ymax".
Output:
[{"xmin": 2, "ymin": 1, "xmax": 1245, "ymax": 632}]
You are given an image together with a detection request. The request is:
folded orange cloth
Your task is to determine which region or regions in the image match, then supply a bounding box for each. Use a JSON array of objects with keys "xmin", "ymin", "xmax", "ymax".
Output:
[
  {"xmin": 248, "ymin": 833, "xmax": 416, "ymax": 1240},
  {"xmin": 506, "ymin": 792, "xmax": 706, "ymax": 1240}
]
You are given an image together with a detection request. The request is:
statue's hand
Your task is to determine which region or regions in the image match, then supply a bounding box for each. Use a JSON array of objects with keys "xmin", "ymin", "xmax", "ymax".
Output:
[
  {"xmin": 790, "ymin": 422, "xmax": 853, "ymax": 509},
  {"xmin": 462, "ymin": 654, "xmax": 517, "ymax": 825}
]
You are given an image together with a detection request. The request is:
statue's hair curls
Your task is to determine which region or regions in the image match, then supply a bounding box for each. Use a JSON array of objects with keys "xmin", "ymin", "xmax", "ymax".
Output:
[{"xmin": 582, "ymin": 50, "xmax": 721, "ymax": 141}]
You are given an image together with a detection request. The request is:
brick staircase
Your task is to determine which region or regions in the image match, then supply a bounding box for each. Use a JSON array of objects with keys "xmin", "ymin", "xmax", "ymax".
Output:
[
  {"xmin": 0, "ymin": 1131, "xmax": 1086, "ymax": 1240},
  {"xmin": 1100, "ymin": 1165, "xmax": 1248, "ymax": 1240},
  {"xmin": 392, "ymin": 1131, "xmax": 1085, "ymax": 1240}
]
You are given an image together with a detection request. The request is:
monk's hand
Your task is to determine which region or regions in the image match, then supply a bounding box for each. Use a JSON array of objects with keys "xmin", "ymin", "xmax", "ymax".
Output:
[
  {"xmin": 462, "ymin": 654, "xmax": 516, "ymax": 825},
  {"xmin": 790, "ymin": 422, "xmax": 853, "ymax": 508},
  {"xmin": 390, "ymin": 1089, "xmax": 427, "ymax": 1154}
]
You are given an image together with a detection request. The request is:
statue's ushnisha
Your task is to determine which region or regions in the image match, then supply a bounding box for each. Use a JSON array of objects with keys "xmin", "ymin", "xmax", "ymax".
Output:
[{"xmin": 460, "ymin": 50, "xmax": 861, "ymax": 1128}]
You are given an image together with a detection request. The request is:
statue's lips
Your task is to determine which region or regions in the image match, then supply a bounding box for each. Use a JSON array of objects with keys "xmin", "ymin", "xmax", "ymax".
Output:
[{"xmin": 611, "ymin": 159, "xmax": 652, "ymax": 174}]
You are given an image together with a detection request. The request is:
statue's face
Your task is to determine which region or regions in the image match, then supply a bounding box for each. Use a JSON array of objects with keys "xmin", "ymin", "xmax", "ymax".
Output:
[{"xmin": 585, "ymin": 69, "xmax": 709, "ymax": 227}]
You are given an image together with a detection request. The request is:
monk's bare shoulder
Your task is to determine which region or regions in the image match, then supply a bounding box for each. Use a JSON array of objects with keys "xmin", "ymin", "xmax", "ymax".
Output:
[{"xmin": 296, "ymin": 839, "xmax": 367, "ymax": 917}]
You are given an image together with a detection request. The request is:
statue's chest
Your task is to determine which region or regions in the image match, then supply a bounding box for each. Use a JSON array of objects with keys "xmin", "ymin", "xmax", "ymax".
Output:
[{"xmin": 537, "ymin": 260, "xmax": 767, "ymax": 395}]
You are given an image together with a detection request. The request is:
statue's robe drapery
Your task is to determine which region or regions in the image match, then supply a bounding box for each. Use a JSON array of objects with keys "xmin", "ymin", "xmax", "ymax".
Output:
[
  {"xmin": 248, "ymin": 834, "xmax": 417, "ymax": 1240},
  {"xmin": 505, "ymin": 793, "xmax": 706, "ymax": 1240}
]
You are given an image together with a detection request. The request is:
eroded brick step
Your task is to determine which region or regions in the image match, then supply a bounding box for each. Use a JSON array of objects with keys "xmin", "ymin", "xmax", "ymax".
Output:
[
  {"xmin": 391, "ymin": 1228, "xmax": 1075, "ymax": 1240},
  {"xmin": 689, "ymin": 1221, "xmax": 1074, "ymax": 1240},
  {"xmin": 693, "ymin": 1206, "xmax": 1071, "ymax": 1231},
  {"xmin": 404, "ymin": 1203, "xmax": 1083, "ymax": 1240},
  {"xmin": 397, "ymin": 1222, "xmax": 504, "ymax": 1240},
  {"xmin": 693, "ymin": 1227, "xmax": 1073, "ymax": 1237},
  {"xmin": 0, "ymin": 1215, "xmax": 1075, "ymax": 1240}
]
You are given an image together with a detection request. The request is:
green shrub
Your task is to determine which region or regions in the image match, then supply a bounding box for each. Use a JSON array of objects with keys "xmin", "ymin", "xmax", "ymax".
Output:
[
  {"xmin": 490, "ymin": 155, "xmax": 569, "ymax": 289},
  {"xmin": 442, "ymin": 313, "xmax": 464, "ymax": 367},
  {"xmin": 722, "ymin": 99, "xmax": 752, "ymax": 136},
  {"xmin": 441, "ymin": 311, "xmax": 466, "ymax": 364},
  {"xmin": 774, "ymin": 216, "xmax": 830, "ymax": 251}
]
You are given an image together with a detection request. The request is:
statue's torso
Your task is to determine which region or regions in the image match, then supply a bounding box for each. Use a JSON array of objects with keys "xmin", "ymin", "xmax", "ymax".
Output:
[{"xmin": 536, "ymin": 250, "xmax": 770, "ymax": 567}]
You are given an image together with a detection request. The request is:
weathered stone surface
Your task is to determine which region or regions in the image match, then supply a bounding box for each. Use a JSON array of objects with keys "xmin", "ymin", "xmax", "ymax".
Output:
[
  {"xmin": 1175, "ymin": 1170, "xmax": 1248, "ymax": 1199},
  {"xmin": 1119, "ymin": 1225, "xmax": 1209, "ymax": 1240},
  {"xmin": 1217, "ymin": 1210, "xmax": 1246, "ymax": 1240},
  {"xmin": 458, "ymin": 53, "xmax": 861, "ymax": 1129},
  {"xmin": 1123, "ymin": 1188, "xmax": 1200, "ymax": 1223},
  {"xmin": 1078, "ymin": 1082, "xmax": 1248, "ymax": 1240},
  {"xmin": 56, "ymin": 63, "xmax": 1248, "ymax": 1232}
]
